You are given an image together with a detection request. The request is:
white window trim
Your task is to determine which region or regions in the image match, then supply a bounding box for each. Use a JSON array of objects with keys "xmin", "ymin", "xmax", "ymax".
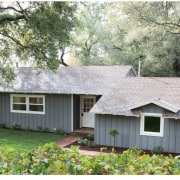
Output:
[
  {"xmin": 140, "ymin": 113, "xmax": 164, "ymax": 137},
  {"xmin": 10, "ymin": 94, "xmax": 45, "ymax": 114}
]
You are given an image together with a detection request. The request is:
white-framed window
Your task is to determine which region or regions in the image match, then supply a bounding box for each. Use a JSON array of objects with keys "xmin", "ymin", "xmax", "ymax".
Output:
[
  {"xmin": 140, "ymin": 113, "xmax": 164, "ymax": 137},
  {"xmin": 10, "ymin": 94, "xmax": 45, "ymax": 114}
]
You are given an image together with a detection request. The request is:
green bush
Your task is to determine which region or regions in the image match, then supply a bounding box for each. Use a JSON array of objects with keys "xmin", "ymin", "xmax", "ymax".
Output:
[
  {"xmin": 0, "ymin": 143, "xmax": 179, "ymax": 175},
  {"xmin": 87, "ymin": 133, "xmax": 94, "ymax": 141},
  {"xmin": 0, "ymin": 124, "xmax": 6, "ymax": 128},
  {"xmin": 77, "ymin": 138, "xmax": 88, "ymax": 146},
  {"xmin": 152, "ymin": 145, "xmax": 164, "ymax": 155},
  {"xmin": 109, "ymin": 128, "xmax": 119, "ymax": 147},
  {"xmin": 87, "ymin": 140, "xmax": 95, "ymax": 147},
  {"xmin": 11, "ymin": 123, "xmax": 21, "ymax": 130},
  {"xmin": 53, "ymin": 128, "xmax": 66, "ymax": 135}
]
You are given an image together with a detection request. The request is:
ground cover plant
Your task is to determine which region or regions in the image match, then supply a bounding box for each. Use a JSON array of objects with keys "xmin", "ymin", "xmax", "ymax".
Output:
[
  {"xmin": 0, "ymin": 128, "xmax": 65, "ymax": 153},
  {"xmin": 0, "ymin": 143, "xmax": 180, "ymax": 175}
]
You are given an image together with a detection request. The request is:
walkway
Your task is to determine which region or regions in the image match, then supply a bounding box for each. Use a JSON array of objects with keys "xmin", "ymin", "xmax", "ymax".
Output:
[
  {"xmin": 56, "ymin": 135, "xmax": 77, "ymax": 148},
  {"xmin": 56, "ymin": 135, "xmax": 107, "ymax": 156}
]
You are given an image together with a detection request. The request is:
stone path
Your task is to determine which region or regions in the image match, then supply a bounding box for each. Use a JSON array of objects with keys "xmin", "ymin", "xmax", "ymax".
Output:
[
  {"xmin": 56, "ymin": 135, "xmax": 77, "ymax": 148},
  {"xmin": 56, "ymin": 135, "xmax": 107, "ymax": 156}
]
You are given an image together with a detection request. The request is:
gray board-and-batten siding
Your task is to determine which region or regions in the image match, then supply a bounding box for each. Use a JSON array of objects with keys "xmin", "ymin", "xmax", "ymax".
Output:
[
  {"xmin": 95, "ymin": 104, "xmax": 180, "ymax": 153},
  {"xmin": 0, "ymin": 93, "xmax": 72, "ymax": 133}
]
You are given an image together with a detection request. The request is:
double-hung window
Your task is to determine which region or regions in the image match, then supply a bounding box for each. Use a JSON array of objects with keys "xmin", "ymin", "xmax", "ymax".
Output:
[
  {"xmin": 140, "ymin": 113, "xmax": 164, "ymax": 137},
  {"xmin": 11, "ymin": 94, "xmax": 45, "ymax": 114}
]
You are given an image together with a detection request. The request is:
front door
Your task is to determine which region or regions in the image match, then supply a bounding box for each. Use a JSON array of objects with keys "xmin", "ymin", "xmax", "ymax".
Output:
[{"xmin": 81, "ymin": 96, "xmax": 95, "ymax": 128}]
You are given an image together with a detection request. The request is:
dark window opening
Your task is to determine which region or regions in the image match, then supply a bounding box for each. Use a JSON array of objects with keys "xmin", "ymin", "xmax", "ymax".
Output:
[{"xmin": 144, "ymin": 116, "xmax": 160, "ymax": 133}]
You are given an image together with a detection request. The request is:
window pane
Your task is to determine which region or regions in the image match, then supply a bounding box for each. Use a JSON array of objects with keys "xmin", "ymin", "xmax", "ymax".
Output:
[
  {"xmin": 13, "ymin": 104, "xmax": 26, "ymax": 111},
  {"xmin": 83, "ymin": 98, "xmax": 95, "ymax": 112},
  {"xmin": 144, "ymin": 116, "xmax": 160, "ymax": 132},
  {"xmin": 29, "ymin": 105, "xmax": 43, "ymax": 112},
  {"xmin": 29, "ymin": 97, "xmax": 43, "ymax": 104},
  {"xmin": 13, "ymin": 97, "xmax": 26, "ymax": 103}
]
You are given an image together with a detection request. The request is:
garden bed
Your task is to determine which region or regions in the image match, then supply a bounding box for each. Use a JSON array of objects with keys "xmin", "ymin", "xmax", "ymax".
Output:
[{"xmin": 65, "ymin": 139, "xmax": 180, "ymax": 157}]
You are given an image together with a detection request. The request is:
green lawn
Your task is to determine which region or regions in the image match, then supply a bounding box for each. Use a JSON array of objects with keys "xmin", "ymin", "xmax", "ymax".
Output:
[{"xmin": 0, "ymin": 128, "xmax": 65, "ymax": 153}]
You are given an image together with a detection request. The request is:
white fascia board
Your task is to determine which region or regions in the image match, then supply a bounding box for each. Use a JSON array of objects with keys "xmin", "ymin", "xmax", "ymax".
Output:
[{"xmin": 129, "ymin": 99, "xmax": 179, "ymax": 113}]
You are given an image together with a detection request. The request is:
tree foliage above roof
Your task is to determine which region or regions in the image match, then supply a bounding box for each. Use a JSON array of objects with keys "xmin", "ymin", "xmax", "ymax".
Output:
[
  {"xmin": 0, "ymin": 1, "xmax": 77, "ymax": 85},
  {"xmin": 0, "ymin": 1, "xmax": 180, "ymax": 85},
  {"xmin": 71, "ymin": 1, "xmax": 180, "ymax": 77}
]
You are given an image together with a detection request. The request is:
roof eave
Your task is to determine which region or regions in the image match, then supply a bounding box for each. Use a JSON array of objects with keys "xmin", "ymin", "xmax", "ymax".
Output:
[
  {"xmin": 90, "ymin": 110, "xmax": 139, "ymax": 117},
  {"xmin": 129, "ymin": 100, "xmax": 179, "ymax": 114}
]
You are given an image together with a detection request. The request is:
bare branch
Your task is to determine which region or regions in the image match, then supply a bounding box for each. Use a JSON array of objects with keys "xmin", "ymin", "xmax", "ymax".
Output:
[
  {"xmin": 0, "ymin": 14, "xmax": 25, "ymax": 24},
  {"xmin": 60, "ymin": 47, "xmax": 68, "ymax": 66},
  {"xmin": 139, "ymin": 16, "xmax": 180, "ymax": 32},
  {"xmin": 113, "ymin": 45, "xmax": 123, "ymax": 51},
  {"xmin": 0, "ymin": 32, "xmax": 24, "ymax": 47},
  {"xmin": 0, "ymin": 6, "xmax": 22, "ymax": 13},
  {"xmin": 16, "ymin": 2, "xmax": 29, "ymax": 19}
]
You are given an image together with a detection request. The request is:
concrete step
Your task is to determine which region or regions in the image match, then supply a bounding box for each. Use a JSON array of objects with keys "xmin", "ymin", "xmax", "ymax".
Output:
[{"xmin": 71, "ymin": 128, "xmax": 94, "ymax": 138}]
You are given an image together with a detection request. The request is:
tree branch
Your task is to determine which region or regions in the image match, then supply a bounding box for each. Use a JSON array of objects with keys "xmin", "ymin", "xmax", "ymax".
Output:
[
  {"xmin": 16, "ymin": 2, "xmax": 29, "ymax": 20},
  {"xmin": 60, "ymin": 48, "xmax": 68, "ymax": 66},
  {"xmin": 113, "ymin": 45, "xmax": 123, "ymax": 51},
  {"xmin": 140, "ymin": 16, "xmax": 180, "ymax": 30},
  {"xmin": 0, "ymin": 32, "xmax": 24, "ymax": 47},
  {"xmin": 0, "ymin": 6, "xmax": 22, "ymax": 13},
  {"xmin": 0, "ymin": 15, "xmax": 26, "ymax": 24}
]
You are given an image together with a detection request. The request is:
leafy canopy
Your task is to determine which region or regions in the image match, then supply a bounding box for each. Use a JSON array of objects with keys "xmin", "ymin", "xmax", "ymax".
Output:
[
  {"xmin": 71, "ymin": 2, "xmax": 180, "ymax": 77},
  {"xmin": 0, "ymin": 1, "xmax": 77, "ymax": 85}
]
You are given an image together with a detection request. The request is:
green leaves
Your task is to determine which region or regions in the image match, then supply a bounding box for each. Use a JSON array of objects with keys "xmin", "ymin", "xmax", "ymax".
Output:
[
  {"xmin": 0, "ymin": 143, "xmax": 180, "ymax": 175},
  {"xmin": 0, "ymin": 2, "xmax": 77, "ymax": 83}
]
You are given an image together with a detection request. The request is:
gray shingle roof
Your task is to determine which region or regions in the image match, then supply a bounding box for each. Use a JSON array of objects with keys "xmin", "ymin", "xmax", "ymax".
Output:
[
  {"xmin": 1, "ymin": 66, "xmax": 180, "ymax": 116},
  {"xmin": 90, "ymin": 77, "xmax": 180, "ymax": 116},
  {"xmin": 0, "ymin": 65, "xmax": 135, "ymax": 95}
]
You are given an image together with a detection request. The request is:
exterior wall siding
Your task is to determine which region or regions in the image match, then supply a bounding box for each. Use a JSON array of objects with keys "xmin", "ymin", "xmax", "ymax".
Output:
[
  {"xmin": 0, "ymin": 93, "xmax": 72, "ymax": 133},
  {"xmin": 95, "ymin": 104, "xmax": 180, "ymax": 153}
]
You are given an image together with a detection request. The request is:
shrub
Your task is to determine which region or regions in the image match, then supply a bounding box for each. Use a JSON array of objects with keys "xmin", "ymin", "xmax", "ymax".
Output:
[
  {"xmin": 87, "ymin": 140, "xmax": 95, "ymax": 147},
  {"xmin": 87, "ymin": 133, "xmax": 94, "ymax": 141},
  {"xmin": 152, "ymin": 145, "xmax": 164, "ymax": 155},
  {"xmin": 0, "ymin": 143, "xmax": 179, "ymax": 175},
  {"xmin": 0, "ymin": 124, "xmax": 6, "ymax": 128},
  {"xmin": 53, "ymin": 128, "xmax": 66, "ymax": 135},
  {"xmin": 77, "ymin": 138, "xmax": 88, "ymax": 146},
  {"xmin": 11, "ymin": 123, "xmax": 21, "ymax": 130},
  {"xmin": 109, "ymin": 128, "xmax": 119, "ymax": 147}
]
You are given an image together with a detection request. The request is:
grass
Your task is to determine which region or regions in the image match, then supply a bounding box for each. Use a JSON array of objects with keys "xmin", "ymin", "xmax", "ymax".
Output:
[{"xmin": 0, "ymin": 128, "xmax": 66, "ymax": 154}]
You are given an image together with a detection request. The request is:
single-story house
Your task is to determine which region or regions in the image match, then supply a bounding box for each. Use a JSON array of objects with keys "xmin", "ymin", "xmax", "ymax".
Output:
[{"xmin": 0, "ymin": 65, "xmax": 180, "ymax": 153}]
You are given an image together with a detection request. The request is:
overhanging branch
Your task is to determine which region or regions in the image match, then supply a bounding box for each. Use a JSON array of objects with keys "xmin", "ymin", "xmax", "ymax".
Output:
[
  {"xmin": 0, "ymin": 32, "xmax": 24, "ymax": 47},
  {"xmin": 0, "ymin": 14, "xmax": 25, "ymax": 24},
  {"xmin": 0, "ymin": 6, "xmax": 22, "ymax": 13},
  {"xmin": 139, "ymin": 16, "xmax": 180, "ymax": 33}
]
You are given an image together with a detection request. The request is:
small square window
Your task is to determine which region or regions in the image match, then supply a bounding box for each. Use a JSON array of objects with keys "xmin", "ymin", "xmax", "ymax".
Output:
[
  {"xmin": 144, "ymin": 116, "xmax": 160, "ymax": 133},
  {"xmin": 140, "ymin": 113, "xmax": 164, "ymax": 137}
]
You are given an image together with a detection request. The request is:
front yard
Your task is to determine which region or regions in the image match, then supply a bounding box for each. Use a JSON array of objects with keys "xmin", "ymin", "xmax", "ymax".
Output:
[
  {"xmin": 0, "ymin": 128, "xmax": 65, "ymax": 153},
  {"xmin": 0, "ymin": 128, "xmax": 180, "ymax": 174}
]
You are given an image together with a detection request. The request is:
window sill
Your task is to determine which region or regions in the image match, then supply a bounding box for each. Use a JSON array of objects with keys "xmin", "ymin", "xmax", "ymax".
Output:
[
  {"xmin": 140, "ymin": 132, "xmax": 163, "ymax": 137},
  {"xmin": 11, "ymin": 110, "xmax": 45, "ymax": 115}
]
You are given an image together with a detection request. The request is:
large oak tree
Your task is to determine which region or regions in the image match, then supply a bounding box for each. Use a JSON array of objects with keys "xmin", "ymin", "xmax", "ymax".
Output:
[{"xmin": 0, "ymin": 1, "xmax": 77, "ymax": 85}]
